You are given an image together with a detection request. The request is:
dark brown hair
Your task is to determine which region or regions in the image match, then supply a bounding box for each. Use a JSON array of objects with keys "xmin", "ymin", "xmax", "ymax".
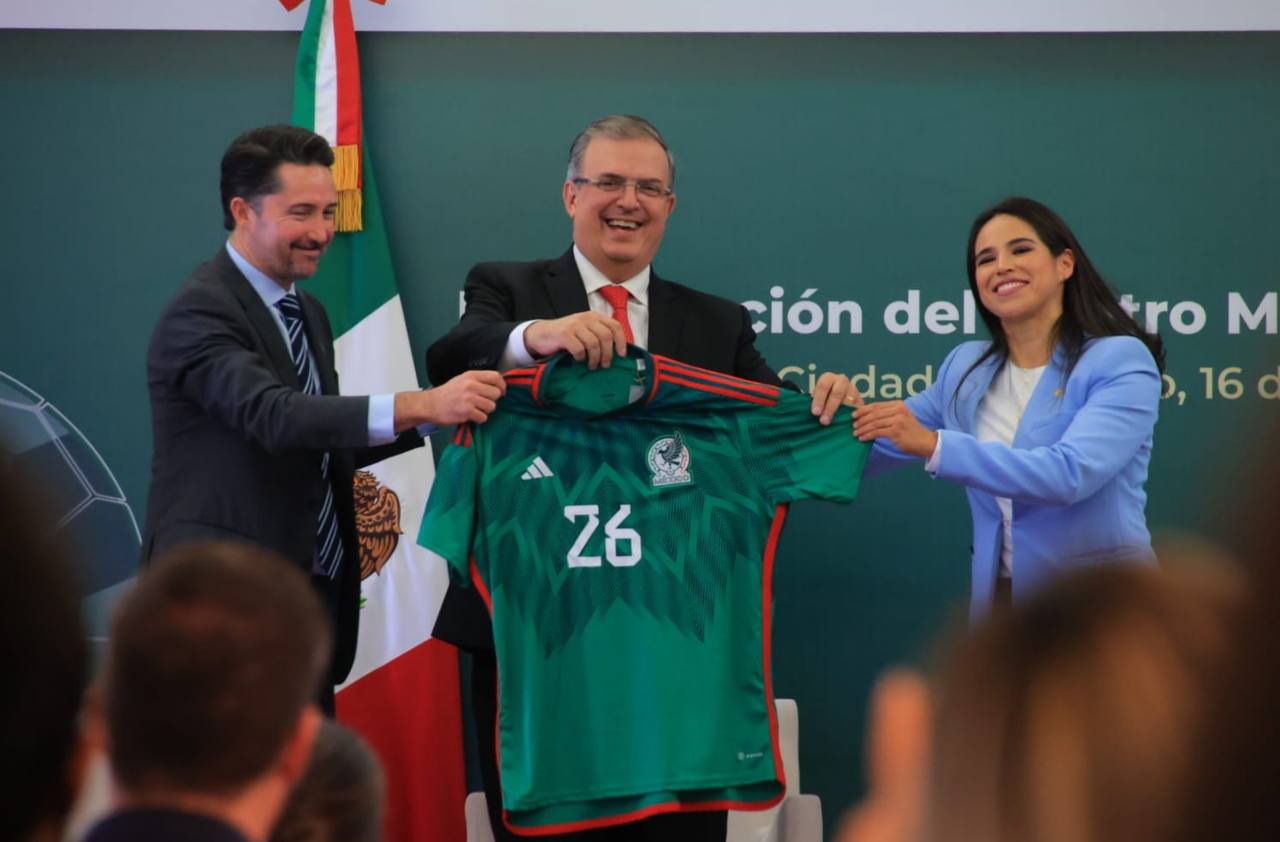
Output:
[
  {"xmin": 272, "ymin": 720, "xmax": 385, "ymax": 842},
  {"xmin": 220, "ymin": 124, "xmax": 334, "ymax": 231},
  {"xmin": 104, "ymin": 540, "xmax": 331, "ymax": 795},
  {"xmin": 954, "ymin": 197, "xmax": 1166, "ymax": 413}
]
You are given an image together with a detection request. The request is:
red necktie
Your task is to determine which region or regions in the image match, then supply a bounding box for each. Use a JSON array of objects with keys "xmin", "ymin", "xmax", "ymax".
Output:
[{"xmin": 598, "ymin": 284, "xmax": 634, "ymax": 344}]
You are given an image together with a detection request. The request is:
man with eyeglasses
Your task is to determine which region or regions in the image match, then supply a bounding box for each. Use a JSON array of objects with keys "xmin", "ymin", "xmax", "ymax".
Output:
[
  {"xmin": 426, "ymin": 114, "xmax": 856, "ymax": 841},
  {"xmin": 427, "ymin": 114, "xmax": 861, "ymax": 396}
]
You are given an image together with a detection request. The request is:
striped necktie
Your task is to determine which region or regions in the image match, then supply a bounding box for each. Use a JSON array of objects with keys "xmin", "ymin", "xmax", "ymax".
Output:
[{"xmin": 276, "ymin": 293, "xmax": 344, "ymax": 579}]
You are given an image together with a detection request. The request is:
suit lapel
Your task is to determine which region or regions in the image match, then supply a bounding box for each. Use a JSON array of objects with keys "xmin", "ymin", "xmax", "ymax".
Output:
[
  {"xmin": 1012, "ymin": 344, "xmax": 1068, "ymax": 446},
  {"xmin": 646, "ymin": 271, "xmax": 682, "ymax": 357},
  {"xmin": 543, "ymin": 249, "xmax": 591, "ymax": 317},
  {"xmin": 216, "ymin": 250, "xmax": 304, "ymax": 390},
  {"xmin": 546, "ymin": 248, "xmax": 682, "ymax": 356},
  {"xmin": 956, "ymin": 351, "xmax": 1001, "ymax": 433}
]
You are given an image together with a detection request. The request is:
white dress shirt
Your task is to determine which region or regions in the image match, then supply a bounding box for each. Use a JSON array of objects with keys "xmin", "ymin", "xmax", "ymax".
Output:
[{"xmin": 926, "ymin": 360, "xmax": 1046, "ymax": 577}]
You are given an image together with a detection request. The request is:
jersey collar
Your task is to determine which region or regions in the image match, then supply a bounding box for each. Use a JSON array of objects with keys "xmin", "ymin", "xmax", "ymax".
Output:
[{"xmin": 531, "ymin": 345, "xmax": 656, "ymax": 416}]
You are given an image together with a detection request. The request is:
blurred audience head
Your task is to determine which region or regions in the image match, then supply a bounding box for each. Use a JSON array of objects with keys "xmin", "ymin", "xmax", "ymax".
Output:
[
  {"xmin": 837, "ymin": 563, "xmax": 1239, "ymax": 842},
  {"xmin": 0, "ymin": 458, "xmax": 90, "ymax": 841},
  {"xmin": 271, "ymin": 720, "xmax": 385, "ymax": 842},
  {"xmin": 924, "ymin": 564, "xmax": 1237, "ymax": 842},
  {"xmin": 96, "ymin": 540, "xmax": 331, "ymax": 831},
  {"xmin": 1177, "ymin": 451, "xmax": 1280, "ymax": 842}
]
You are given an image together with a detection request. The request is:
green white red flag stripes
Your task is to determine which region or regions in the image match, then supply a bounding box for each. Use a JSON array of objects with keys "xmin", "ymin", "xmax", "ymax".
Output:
[
  {"xmin": 290, "ymin": 0, "xmax": 372, "ymax": 229},
  {"xmin": 287, "ymin": 2, "xmax": 466, "ymax": 840}
]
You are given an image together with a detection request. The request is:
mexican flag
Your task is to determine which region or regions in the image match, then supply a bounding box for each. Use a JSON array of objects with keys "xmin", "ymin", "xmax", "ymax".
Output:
[{"xmin": 289, "ymin": 1, "xmax": 466, "ymax": 840}]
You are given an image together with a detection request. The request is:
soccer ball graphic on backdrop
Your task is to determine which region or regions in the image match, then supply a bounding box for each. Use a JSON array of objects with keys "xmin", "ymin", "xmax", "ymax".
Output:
[{"xmin": 0, "ymin": 371, "xmax": 139, "ymax": 649}]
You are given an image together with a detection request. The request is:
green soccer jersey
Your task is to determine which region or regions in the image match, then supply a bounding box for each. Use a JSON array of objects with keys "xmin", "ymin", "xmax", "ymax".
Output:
[{"xmin": 419, "ymin": 348, "xmax": 868, "ymax": 835}]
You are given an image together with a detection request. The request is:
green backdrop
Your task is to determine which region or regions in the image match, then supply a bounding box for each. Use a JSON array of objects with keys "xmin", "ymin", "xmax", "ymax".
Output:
[{"xmin": 2, "ymin": 29, "xmax": 1276, "ymax": 838}]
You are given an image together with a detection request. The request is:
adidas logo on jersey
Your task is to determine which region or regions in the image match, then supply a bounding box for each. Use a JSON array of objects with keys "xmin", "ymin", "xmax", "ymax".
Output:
[{"xmin": 520, "ymin": 456, "xmax": 555, "ymax": 481}]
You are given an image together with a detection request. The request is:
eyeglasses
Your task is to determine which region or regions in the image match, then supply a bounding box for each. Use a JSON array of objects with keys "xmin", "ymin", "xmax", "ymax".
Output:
[{"xmin": 571, "ymin": 177, "xmax": 673, "ymax": 199}]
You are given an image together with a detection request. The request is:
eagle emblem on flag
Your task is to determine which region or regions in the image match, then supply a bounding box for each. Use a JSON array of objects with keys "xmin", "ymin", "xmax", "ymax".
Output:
[{"xmin": 353, "ymin": 469, "xmax": 401, "ymax": 578}]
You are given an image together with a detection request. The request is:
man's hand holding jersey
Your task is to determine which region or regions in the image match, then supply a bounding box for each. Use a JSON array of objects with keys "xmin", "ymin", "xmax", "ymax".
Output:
[
  {"xmin": 524, "ymin": 312, "xmax": 629, "ymax": 371},
  {"xmin": 519, "ymin": 310, "xmax": 863, "ymax": 426},
  {"xmin": 394, "ymin": 370, "xmax": 507, "ymax": 430}
]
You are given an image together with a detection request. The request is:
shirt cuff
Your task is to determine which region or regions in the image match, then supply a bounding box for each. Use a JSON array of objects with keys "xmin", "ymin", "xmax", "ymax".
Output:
[
  {"xmin": 498, "ymin": 320, "xmax": 538, "ymax": 371},
  {"xmin": 367, "ymin": 394, "xmax": 397, "ymax": 446},
  {"xmin": 924, "ymin": 431, "xmax": 943, "ymax": 476}
]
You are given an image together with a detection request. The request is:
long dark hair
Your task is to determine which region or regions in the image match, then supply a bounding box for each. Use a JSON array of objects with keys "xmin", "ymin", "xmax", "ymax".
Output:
[{"xmin": 955, "ymin": 197, "xmax": 1165, "ymax": 406}]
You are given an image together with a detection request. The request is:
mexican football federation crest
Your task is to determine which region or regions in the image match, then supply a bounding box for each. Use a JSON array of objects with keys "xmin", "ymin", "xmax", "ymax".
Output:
[{"xmin": 647, "ymin": 431, "xmax": 693, "ymax": 488}]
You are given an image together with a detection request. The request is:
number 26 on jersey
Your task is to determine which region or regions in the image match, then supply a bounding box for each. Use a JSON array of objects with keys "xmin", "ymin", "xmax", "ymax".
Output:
[{"xmin": 563, "ymin": 504, "xmax": 643, "ymax": 568}]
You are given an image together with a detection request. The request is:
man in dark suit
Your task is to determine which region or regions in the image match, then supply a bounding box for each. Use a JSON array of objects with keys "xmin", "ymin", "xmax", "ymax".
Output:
[
  {"xmin": 427, "ymin": 114, "xmax": 856, "ymax": 841},
  {"xmin": 143, "ymin": 125, "xmax": 505, "ymax": 708}
]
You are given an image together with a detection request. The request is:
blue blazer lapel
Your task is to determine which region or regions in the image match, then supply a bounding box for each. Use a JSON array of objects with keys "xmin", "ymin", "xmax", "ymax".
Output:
[
  {"xmin": 954, "ymin": 351, "xmax": 1001, "ymax": 433},
  {"xmin": 1012, "ymin": 344, "xmax": 1069, "ymax": 447}
]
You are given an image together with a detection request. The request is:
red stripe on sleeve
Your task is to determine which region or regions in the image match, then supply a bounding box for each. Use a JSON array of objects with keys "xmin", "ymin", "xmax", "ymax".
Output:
[
  {"xmin": 653, "ymin": 356, "xmax": 782, "ymax": 397},
  {"xmin": 658, "ymin": 374, "xmax": 779, "ymax": 406},
  {"xmin": 531, "ymin": 361, "xmax": 549, "ymax": 405},
  {"xmin": 646, "ymin": 364, "xmax": 662, "ymax": 404},
  {"xmin": 451, "ymin": 424, "xmax": 476, "ymax": 448}
]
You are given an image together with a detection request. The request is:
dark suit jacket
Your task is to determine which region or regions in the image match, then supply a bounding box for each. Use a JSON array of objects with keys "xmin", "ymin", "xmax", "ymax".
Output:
[
  {"xmin": 142, "ymin": 248, "xmax": 420, "ymax": 684},
  {"xmin": 425, "ymin": 248, "xmax": 787, "ymax": 650},
  {"xmin": 83, "ymin": 809, "xmax": 249, "ymax": 842}
]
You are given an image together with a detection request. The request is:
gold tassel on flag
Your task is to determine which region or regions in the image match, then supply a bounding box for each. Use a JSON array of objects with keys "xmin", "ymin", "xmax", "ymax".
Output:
[
  {"xmin": 331, "ymin": 143, "xmax": 360, "ymax": 189},
  {"xmin": 331, "ymin": 144, "xmax": 363, "ymax": 231},
  {"xmin": 336, "ymin": 189, "xmax": 363, "ymax": 232}
]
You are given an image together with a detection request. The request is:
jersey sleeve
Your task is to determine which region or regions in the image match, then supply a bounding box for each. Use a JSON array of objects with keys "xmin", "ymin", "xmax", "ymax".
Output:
[
  {"xmin": 744, "ymin": 391, "xmax": 870, "ymax": 505},
  {"xmin": 417, "ymin": 426, "xmax": 479, "ymax": 586}
]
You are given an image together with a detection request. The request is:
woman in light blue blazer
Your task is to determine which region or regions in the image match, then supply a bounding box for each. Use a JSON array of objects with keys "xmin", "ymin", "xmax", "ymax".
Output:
[{"xmin": 854, "ymin": 197, "xmax": 1165, "ymax": 617}]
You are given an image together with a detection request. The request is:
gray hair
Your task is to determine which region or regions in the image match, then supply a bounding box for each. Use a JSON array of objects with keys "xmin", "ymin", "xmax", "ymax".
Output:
[{"xmin": 565, "ymin": 114, "xmax": 676, "ymax": 189}]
